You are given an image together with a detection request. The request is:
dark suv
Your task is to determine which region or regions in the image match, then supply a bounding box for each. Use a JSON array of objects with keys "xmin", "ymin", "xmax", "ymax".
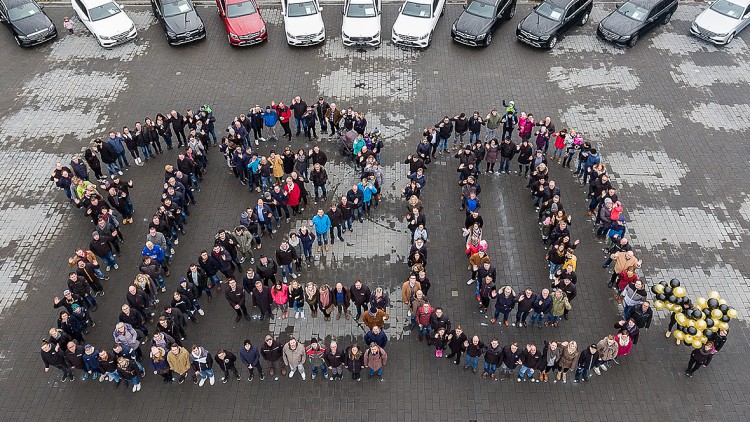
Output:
[{"xmin": 516, "ymin": 0, "xmax": 592, "ymax": 48}]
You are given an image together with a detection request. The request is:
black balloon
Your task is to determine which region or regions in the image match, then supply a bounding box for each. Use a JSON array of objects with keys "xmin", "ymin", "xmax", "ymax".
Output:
[
  {"xmin": 687, "ymin": 326, "xmax": 697, "ymax": 335},
  {"xmin": 703, "ymin": 329, "xmax": 714, "ymax": 339},
  {"xmin": 721, "ymin": 315, "xmax": 730, "ymax": 323},
  {"xmin": 707, "ymin": 298, "xmax": 719, "ymax": 309},
  {"xmin": 670, "ymin": 278, "xmax": 681, "ymax": 288},
  {"xmin": 719, "ymin": 304, "xmax": 729, "ymax": 313},
  {"xmin": 668, "ymin": 295, "xmax": 677, "ymax": 303},
  {"xmin": 705, "ymin": 318, "xmax": 714, "ymax": 328},
  {"xmin": 657, "ymin": 294, "xmax": 667, "ymax": 301},
  {"xmin": 664, "ymin": 287, "xmax": 673, "ymax": 296},
  {"xmin": 660, "ymin": 280, "xmax": 668, "ymax": 286},
  {"xmin": 692, "ymin": 309, "xmax": 702, "ymax": 319},
  {"xmin": 651, "ymin": 286, "xmax": 658, "ymax": 294}
]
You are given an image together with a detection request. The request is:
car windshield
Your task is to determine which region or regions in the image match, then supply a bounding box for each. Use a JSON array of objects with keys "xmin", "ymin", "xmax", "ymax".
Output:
[
  {"xmin": 347, "ymin": 2, "xmax": 376, "ymax": 17},
  {"xmin": 162, "ymin": 0, "xmax": 193, "ymax": 17},
  {"xmin": 709, "ymin": 0, "xmax": 744, "ymax": 18},
  {"xmin": 227, "ymin": 0, "xmax": 256, "ymax": 17},
  {"xmin": 287, "ymin": 0, "xmax": 317, "ymax": 17},
  {"xmin": 617, "ymin": 2, "xmax": 648, "ymax": 21},
  {"xmin": 7, "ymin": 2, "xmax": 41, "ymax": 21},
  {"xmin": 535, "ymin": 1, "xmax": 564, "ymax": 21},
  {"xmin": 402, "ymin": 1, "xmax": 431, "ymax": 17},
  {"xmin": 466, "ymin": 1, "xmax": 495, "ymax": 18},
  {"xmin": 89, "ymin": 2, "xmax": 121, "ymax": 21}
]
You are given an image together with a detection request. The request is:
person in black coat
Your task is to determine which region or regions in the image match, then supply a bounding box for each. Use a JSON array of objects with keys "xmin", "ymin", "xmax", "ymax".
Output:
[
  {"xmin": 239, "ymin": 340, "xmax": 264, "ymax": 381},
  {"xmin": 323, "ymin": 340, "xmax": 346, "ymax": 380},
  {"xmin": 260, "ymin": 335, "xmax": 284, "ymax": 379},
  {"xmin": 119, "ymin": 304, "xmax": 149, "ymax": 337},
  {"xmin": 41, "ymin": 340, "xmax": 73, "ymax": 381},
  {"xmin": 250, "ymin": 280, "xmax": 274, "ymax": 320},
  {"xmin": 215, "ymin": 349, "xmax": 240, "ymax": 383},
  {"xmin": 482, "ymin": 339, "xmax": 503, "ymax": 380},
  {"xmin": 464, "ymin": 335, "xmax": 485, "ymax": 374},
  {"xmin": 575, "ymin": 344, "xmax": 599, "ymax": 382},
  {"xmin": 686, "ymin": 342, "xmax": 715, "ymax": 377},
  {"xmin": 225, "ymin": 279, "xmax": 249, "ymax": 322},
  {"xmin": 445, "ymin": 326, "xmax": 468, "ymax": 366},
  {"xmin": 255, "ymin": 256, "xmax": 278, "ymax": 286}
]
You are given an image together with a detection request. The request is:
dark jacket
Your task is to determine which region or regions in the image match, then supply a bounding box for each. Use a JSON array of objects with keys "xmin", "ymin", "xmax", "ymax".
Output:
[
  {"xmin": 350, "ymin": 284, "xmax": 371, "ymax": 306},
  {"xmin": 577, "ymin": 348, "xmax": 599, "ymax": 371},
  {"xmin": 186, "ymin": 268, "xmax": 209, "ymax": 290},
  {"xmin": 256, "ymin": 260, "xmax": 278, "ymax": 279},
  {"xmin": 215, "ymin": 351, "xmax": 237, "ymax": 372},
  {"xmin": 364, "ymin": 330, "xmax": 388, "ymax": 348},
  {"xmin": 119, "ymin": 309, "xmax": 146, "ymax": 327},
  {"xmin": 240, "ymin": 345, "xmax": 261, "ymax": 367},
  {"xmin": 520, "ymin": 348, "xmax": 543, "ymax": 369},
  {"xmin": 690, "ymin": 347, "xmax": 714, "ymax": 366},
  {"xmin": 466, "ymin": 341, "xmax": 486, "ymax": 358},
  {"xmin": 332, "ymin": 287, "xmax": 350, "ymax": 307},
  {"xmin": 447, "ymin": 330, "xmax": 468, "ymax": 353},
  {"xmin": 225, "ymin": 285, "xmax": 245, "ymax": 307},
  {"xmin": 251, "ymin": 286, "xmax": 273, "ymax": 310},
  {"xmin": 501, "ymin": 345, "xmax": 522, "ymax": 369},
  {"xmin": 323, "ymin": 347, "xmax": 346, "ymax": 368},
  {"xmin": 429, "ymin": 312, "xmax": 451, "ymax": 332},
  {"xmin": 631, "ymin": 305, "xmax": 653, "ymax": 329},
  {"xmin": 532, "ymin": 294, "xmax": 552, "ymax": 314},
  {"xmin": 275, "ymin": 247, "xmax": 297, "ymax": 266},
  {"xmin": 484, "ymin": 344, "xmax": 503, "ymax": 365},
  {"xmin": 260, "ymin": 340, "xmax": 283, "ymax": 362},
  {"xmin": 41, "ymin": 347, "xmax": 67, "ymax": 369},
  {"xmin": 495, "ymin": 293, "xmax": 516, "ymax": 313},
  {"xmin": 64, "ymin": 345, "xmax": 86, "ymax": 369}
]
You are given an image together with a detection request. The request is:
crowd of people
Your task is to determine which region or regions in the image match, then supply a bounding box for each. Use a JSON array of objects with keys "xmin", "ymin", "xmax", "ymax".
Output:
[{"xmin": 42, "ymin": 98, "xmax": 729, "ymax": 391}]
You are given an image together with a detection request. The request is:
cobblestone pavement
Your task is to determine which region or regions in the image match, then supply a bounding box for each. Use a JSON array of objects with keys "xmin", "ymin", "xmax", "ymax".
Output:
[{"xmin": 0, "ymin": 3, "xmax": 749, "ymax": 420}]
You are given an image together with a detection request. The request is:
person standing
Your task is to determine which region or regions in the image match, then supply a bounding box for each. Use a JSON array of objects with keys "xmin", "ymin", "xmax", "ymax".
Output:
[
  {"xmin": 310, "ymin": 209, "xmax": 331, "ymax": 253},
  {"xmin": 225, "ymin": 278, "xmax": 250, "ymax": 322},
  {"xmin": 283, "ymin": 337, "xmax": 306, "ymax": 380},
  {"xmin": 116, "ymin": 356, "xmax": 142, "ymax": 392},
  {"xmin": 306, "ymin": 338, "xmax": 327, "ymax": 380},
  {"xmin": 215, "ymin": 349, "xmax": 241, "ymax": 383},
  {"xmin": 364, "ymin": 342, "xmax": 387, "ymax": 382},
  {"xmin": 575, "ymin": 344, "xmax": 599, "ymax": 383},
  {"xmin": 463, "ymin": 335, "xmax": 485, "ymax": 374},
  {"xmin": 332, "ymin": 283, "xmax": 351, "ymax": 320},
  {"xmin": 251, "ymin": 280, "xmax": 274, "ymax": 320},
  {"xmin": 240, "ymin": 339, "xmax": 264, "ymax": 381},
  {"xmin": 166, "ymin": 343, "xmax": 192, "ymax": 384},
  {"xmin": 362, "ymin": 306, "xmax": 390, "ymax": 330},
  {"xmin": 190, "ymin": 345, "xmax": 215, "ymax": 386},
  {"xmin": 345, "ymin": 343, "xmax": 364, "ymax": 381},
  {"xmin": 517, "ymin": 343, "xmax": 542, "ymax": 382},
  {"xmin": 685, "ymin": 342, "xmax": 715, "ymax": 378},
  {"xmin": 323, "ymin": 340, "xmax": 346, "ymax": 380},
  {"xmin": 482, "ymin": 339, "xmax": 503, "ymax": 380},
  {"xmin": 445, "ymin": 326, "xmax": 467, "ymax": 366},
  {"xmin": 41, "ymin": 340, "xmax": 73, "ymax": 382},
  {"xmin": 350, "ymin": 280, "xmax": 372, "ymax": 320},
  {"xmin": 261, "ymin": 335, "xmax": 284, "ymax": 380}
]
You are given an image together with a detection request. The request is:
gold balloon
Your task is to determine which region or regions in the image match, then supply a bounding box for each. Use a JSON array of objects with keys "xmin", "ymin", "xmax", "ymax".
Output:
[
  {"xmin": 673, "ymin": 287, "xmax": 686, "ymax": 298},
  {"xmin": 696, "ymin": 320, "xmax": 707, "ymax": 330},
  {"xmin": 654, "ymin": 284, "xmax": 665, "ymax": 295},
  {"xmin": 727, "ymin": 308, "xmax": 738, "ymax": 319},
  {"xmin": 692, "ymin": 340, "xmax": 703, "ymax": 349},
  {"xmin": 684, "ymin": 334, "xmax": 694, "ymax": 343},
  {"xmin": 718, "ymin": 322, "xmax": 730, "ymax": 331},
  {"xmin": 696, "ymin": 297, "xmax": 707, "ymax": 309},
  {"xmin": 673, "ymin": 331, "xmax": 685, "ymax": 341},
  {"xmin": 654, "ymin": 300, "xmax": 665, "ymax": 310},
  {"xmin": 719, "ymin": 299, "xmax": 727, "ymax": 306},
  {"xmin": 711, "ymin": 309, "xmax": 723, "ymax": 319},
  {"xmin": 687, "ymin": 320, "xmax": 695, "ymax": 328},
  {"xmin": 708, "ymin": 291, "xmax": 721, "ymax": 300},
  {"xmin": 676, "ymin": 313, "xmax": 687, "ymax": 325},
  {"xmin": 710, "ymin": 326, "xmax": 719, "ymax": 332}
]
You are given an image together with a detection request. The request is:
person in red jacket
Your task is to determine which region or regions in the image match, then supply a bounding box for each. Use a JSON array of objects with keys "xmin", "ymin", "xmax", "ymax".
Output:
[
  {"xmin": 283, "ymin": 177, "xmax": 302, "ymax": 216},
  {"xmin": 415, "ymin": 302, "xmax": 435, "ymax": 342},
  {"xmin": 273, "ymin": 101, "xmax": 292, "ymax": 141}
]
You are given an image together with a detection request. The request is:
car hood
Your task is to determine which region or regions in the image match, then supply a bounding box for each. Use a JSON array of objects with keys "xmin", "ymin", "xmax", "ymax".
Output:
[
  {"xmin": 599, "ymin": 11, "xmax": 643, "ymax": 35},
  {"xmin": 88, "ymin": 11, "xmax": 134, "ymax": 36},
  {"xmin": 284, "ymin": 13, "xmax": 324, "ymax": 36},
  {"xmin": 342, "ymin": 15, "xmax": 380, "ymax": 37},
  {"xmin": 226, "ymin": 13, "xmax": 264, "ymax": 35},
  {"xmin": 519, "ymin": 12, "xmax": 559, "ymax": 36},
  {"xmin": 393, "ymin": 14, "xmax": 432, "ymax": 36},
  {"xmin": 163, "ymin": 10, "xmax": 203, "ymax": 33},
  {"xmin": 10, "ymin": 12, "xmax": 52, "ymax": 36},
  {"xmin": 454, "ymin": 11, "xmax": 492, "ymax": 35},
  {"xmin": 694, "ymin": 8, "xmax": 739, "ymax": 33}
]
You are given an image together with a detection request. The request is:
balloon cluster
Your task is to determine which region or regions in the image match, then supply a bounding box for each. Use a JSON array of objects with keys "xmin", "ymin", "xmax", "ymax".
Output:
[{"xmin": 652, "ymin": 279, "xmax": 738, "ymax": 349}]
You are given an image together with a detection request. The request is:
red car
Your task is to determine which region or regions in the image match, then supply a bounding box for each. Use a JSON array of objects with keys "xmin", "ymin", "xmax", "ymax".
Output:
[{"xmin": 216, "ymin": 0, "xmax": 267, "ymax": 45}]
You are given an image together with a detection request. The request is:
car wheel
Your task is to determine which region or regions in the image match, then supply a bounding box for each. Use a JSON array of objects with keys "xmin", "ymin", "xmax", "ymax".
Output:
[
  {"xmin": 628, "ymin": 34, "xmax": 639, "ymax": 47},
  {"xmin": 547, "ymin": 36, "xmax": 557, "ymax": 49},
  {"xmin": 662, "ymin": 12, "xmax": 672, "ymax": 24},
  {"xmin": 579, "ymin": 11, "xmax": 589, "ymax": 26},
  {"xmin": 484, "ymin": 32, "xmax": 493, "ymax": 47},
  {"xmin": 506, "ymin": 3, "xmax": 516, "ymax": 20}
]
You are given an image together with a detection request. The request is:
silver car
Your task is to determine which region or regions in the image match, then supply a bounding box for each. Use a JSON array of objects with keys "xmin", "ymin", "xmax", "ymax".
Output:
[{"xmin": 691, "ymin": 0, "xmax": 750, "ymax": 45}]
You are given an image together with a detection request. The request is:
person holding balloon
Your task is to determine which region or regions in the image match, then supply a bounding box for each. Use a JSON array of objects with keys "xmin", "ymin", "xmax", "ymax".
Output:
[
  {"xmin": 664, "ymin": 300, "xmax": 693, "ymax": 345},
  {"xmin": 685, "ymin": 341, "xmax": 715, "ymax": 378}
]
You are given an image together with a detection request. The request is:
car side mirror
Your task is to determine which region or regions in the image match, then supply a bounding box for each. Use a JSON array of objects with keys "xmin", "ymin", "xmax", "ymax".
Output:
[
  {"xmin": 463, "ymin": 4, "xmax": 467, "ymax": 8},
  {"xmin": 39, "ymin": 4, "xmax": 44, "ymax": 9},
  {"xmin": 319, "ymin": 6, "xmax": 324, "ymax": 11}
]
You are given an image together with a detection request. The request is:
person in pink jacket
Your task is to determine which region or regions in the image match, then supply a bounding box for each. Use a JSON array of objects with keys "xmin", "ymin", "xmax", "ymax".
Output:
[
  {"xmin": 271, "ymin": 280, "xmax": 289, "ymax": 319},
  {"xmin": 614, "ymin": 329, "xmax": 633, "ymax": 363}
]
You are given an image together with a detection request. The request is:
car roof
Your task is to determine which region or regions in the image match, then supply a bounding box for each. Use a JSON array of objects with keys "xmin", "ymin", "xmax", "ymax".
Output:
[
  {"xmin": 546, "ymin": 0, "xmax": 575, "ymax": 8},
  {"xmin": 719, "ymin": 0, "xmax": 750, "ymax": 7},
  {"xmin": 404, "ymin": 0, "xmax": 432, "ymax": 5},
  {"xmin": 349, "ymin": 0, "xmax": 374, "ymax": 4},
  {"xmin": 625, "ymin": 0, "xmax": 659, "ymax": 8},
  {"xmin": 287, "ymin": 0, "xmax": 314, "ymax": 4},
  {"xmin": 79, "ymin": 0, "xmax": 115, "ymax": 7},
  {"xmin": 4, "ymin": 0, "xmax": 36, "ymax": 7},
  {"xmin": 470, "ymin": 0, "xmax": 501, "ymax": 6}
]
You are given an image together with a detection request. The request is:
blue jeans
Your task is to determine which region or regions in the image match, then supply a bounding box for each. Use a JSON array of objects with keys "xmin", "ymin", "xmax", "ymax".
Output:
[
  {"xmin": 549, "ymin": 262, "xmax": 562, "ymax": 278},
  {"xmin": 190, "ymin": 173, "xmax": 200, "ymax": 190},
  {"xmin": 465, "ymin": 355, "xmax": 479, "ymax": 369},
  {"xmin": 418, "ymin": 325, "xmax": 431, "ymax": 337},
  {"xmin": 312, "ymin": 363, "xmax": 327, "ymax": 376},
  {"xmin": 140, "ymin": 145, "xmax": 153, "ymax": 159},
  {"xmin": 547, "ymin": 314, "xmax": 560, "ymax": 324},
  {"xmin": 484, "ymin": 362, "xmax": 497, "ymax": 375},
  {"xmin": 198, "ymin": 368, "xmax": 214, "ymax": 379},
  {"xmin": 281, "ymin": 263, "xmax": 294, "ymax": 279},
  {"xmin": 99, "ymin": 252, "xmax": 117, "ymax": 268},
  {"xmin": 207, "ymin": 273, "xmax": 221, "ymax": 287},
  {"xmin": 162, "ymin": 134, "xmax": 173, "ymax": 149},
  {"xmin": 94, "ymin": 267, "xmax": 106, "ymax": 279},
  {"xmin": 292, "ymin": 302, "xmax": 304, "ymax": 313},
  {"xmin": 261, "ymin": 176, "xmax": 273, "ymax": 192},
  {"xmin": 518, "ymin": 365, "xmax": 534, "ymax": 379},
  {"xmin": 344, "ymin": 216, "xmax": 353, "ymax": 231},
  {"xmin": 105, "ymin": 162, "xmax": 121, "ymax": 176},
  {"xmin": 258, "ymin": 219, "xmax": 273, "ymax": 234},
  {"xmin": 515, "ymin": 310, "xmax": 529, "ymax": 324},
  {"xmin": 484, "ymin": 128, "xmax": 496, "ymax": 141},
  {"xmin": 302, "ymin": 244, "xmax": 312, "ymax": 259},
  {"xmin": 295, "ymin": 118, "xmax": 307, "ymax": 135},
  {"xmin": 316, "ymin": 232, "xmax": 329, "ymax": 246},
  {"xmin": 155, "ymin": 275, "xmax": 166, "ymax": 289},
  {"xmin": 314, "ymin": 184, "xmax": 327, "ymax": 199},
  {"xmin": 368, "ymin": 368, "xmax": 382, "ymax": 377},
  {"xmin": 105, "ymin": 370, "xmax": 120, "ymax": 382},
  {"xmin": 530, "ymin": 310, "xmax": 545, "ymax": 324},
  {"xmin": 207, "ymin": 127, "xmax": 218, "ymax": 143},
  {"xmin": 117, "ymin": 151, "xmax": 130, "ymax": 167},
  {"xmin": 499, "ymin": 157, "xmax": 511, "ymax": 173},
  {"xmin": 469, "ymin": 131, "xmax": 480, "ymax": 143},
  {"xmin": 85, "ymin": 293, "xmax": 98, "ymax": 308},
  {"xmin": 575, "ymin": 367, "xmax": 589, "ymax": 382},
  {"xmin": 438, "ymin": 137, "xmax": 449, "ymax": 152},
  {"xmin": 623, "ymin": 305, "xmax": 634, "ymax": 320},
  {"xmin": 493, "ymin": 308, "xmax": 511, "ymax": 322}
]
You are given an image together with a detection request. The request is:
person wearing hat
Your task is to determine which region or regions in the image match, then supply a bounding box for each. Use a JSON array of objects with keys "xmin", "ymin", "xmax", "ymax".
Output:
[
  {"xmin": 305, "ymin": 338, "xmax": 327, "ymax": 380},
  {"xmin": 260, "ymin": 335, "xmax": 284, "ymax": 379},
  {"xmin": 362, "ymin": 305, "xmax": 390, "ymax": 331},
  {"xmin": 575, "ymin": 344, "xmax": 599, "ymax": 382}
]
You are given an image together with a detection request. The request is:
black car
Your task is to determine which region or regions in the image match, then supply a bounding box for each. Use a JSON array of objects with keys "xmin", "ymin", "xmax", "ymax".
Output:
[
  {"xmin": 0, "ymin": 0, "xmax": 56, "ymax": 47},
  {"xmin": 516, "ymin": 0, "xmax": 592, "ymax": 48},
  {"xmin": 151, "ymin": 0, "xmax": 206, "ymax": 45},
  {"xmin": 597, "ymin": 0, "xmax": 677, "ymax": 47},
  {"xmin": 451, "ymin": 0, "xmax": 516, "ymax": 47}
]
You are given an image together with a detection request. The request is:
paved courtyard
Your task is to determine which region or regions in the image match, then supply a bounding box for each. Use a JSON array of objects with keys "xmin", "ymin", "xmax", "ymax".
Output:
[{"xmin": 0, "ymin": 1, "xmax": 749, "ymax": 420}]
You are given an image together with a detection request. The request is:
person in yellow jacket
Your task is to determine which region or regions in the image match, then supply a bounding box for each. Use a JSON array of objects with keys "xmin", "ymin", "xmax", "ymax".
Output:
[
  {"xmin": 270, "ymin": 152, "xmax": 285, "ymax": 186},
  {"xmin": 167, "ymin": 343, "xmax": 193, "ymax": 384}
]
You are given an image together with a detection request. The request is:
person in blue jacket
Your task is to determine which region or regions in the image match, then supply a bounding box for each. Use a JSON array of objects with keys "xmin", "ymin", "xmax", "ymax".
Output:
[
  {"xmin": 310, "ymin": 209, "xmax": 331, "ymax": 253},
  {"xmin": 357, "ymin": 177, "xmax": 377, "ymax": 218},
  {"xmin": 364, "ymin": 325, "xmax": 388, "ymax": 348},
  {"xmin": 142, "ymin": 241, "xmax": 169, "ymax": 275},
  {"xmin": 262, "ymin": 106, "xmax": 279, "ymax": 142},
  {"xmin": 240, "ymin": 339, "xmax": 264, "ymax": 381}
]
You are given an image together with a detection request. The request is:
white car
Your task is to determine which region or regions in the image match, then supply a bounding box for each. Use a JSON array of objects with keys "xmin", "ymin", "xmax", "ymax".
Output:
[
  {"xmin": 342, "ymin": 0, "xmax": 381, "ymax": 47},
  {"xmin": 392, "ymin": 0, "xmax": 445, "ymax": 48},
  {"xmin": 282, "ymin": 0, "xmax": 325, "ymax": 46},
  {"xmin": 691, "ymin": 0, "xmax": 750, "ymax": 45},
  {"xmin": 71, "ymin": 0, "xmax": 137, "ymax": 48}
]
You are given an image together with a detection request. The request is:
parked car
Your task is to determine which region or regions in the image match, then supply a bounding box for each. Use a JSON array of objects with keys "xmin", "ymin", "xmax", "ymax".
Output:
[
  {"xmin": 691, "ymin": 0, "xmax": 750, "ymax": 45},
  {"xmin": 392, "ymin": 0, "xmax": 446, "ymax": 48},
  {"xmin": 597, "ymin": 0, "xmax": 677, "ymax": 47},
  {"xmin": 342, "ymin": 0, "xmax": 381, "ymax": 47},
  {"xmin": 0, "ymin": 0, "xmax": 56, "ymax": 47},
  {"xmin": 71, "ymin": 0, "xmax": 137, "ymax": 48},
  {"xmin": 451, "ymin": 0, "xmax": 516, "ymax": 47},
  {"xmin": 516, "ymin": 0, "xmax": 592, "ymax": 49},
  {"xmin": 151, "ymin": 0, "xmax": 205, "ymax": 45},
  {"xmin": 216, "ymin": 0, "xmax": 267, "ymax": 46},
  {"xmin": 282, "ymin": 0, "xmax": 325, "ymax": 46}
]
